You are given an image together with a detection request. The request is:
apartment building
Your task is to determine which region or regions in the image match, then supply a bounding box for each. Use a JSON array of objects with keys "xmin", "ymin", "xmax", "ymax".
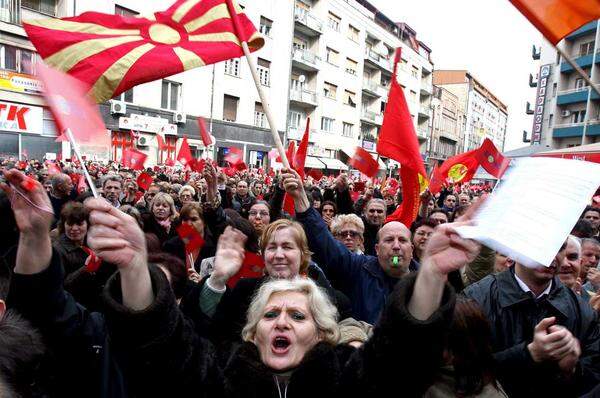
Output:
[
  {"xmin": 527, "ymin": 20, "xmax": 600, "ymax": 149},
  {"xmin": 429, "ymin": 85, "xmax": 466, "ymax": 164},
  {"xmin": 0, "ymin": 0, "xmax": 435, "ymax": 169},
  {"xmin": 433, "ymin": 70, "xmax": 508, "ymax": 152}
]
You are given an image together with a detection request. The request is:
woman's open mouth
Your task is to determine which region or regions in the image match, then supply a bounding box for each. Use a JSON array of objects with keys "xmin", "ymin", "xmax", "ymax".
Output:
[{"xmin": 271, "ymin": 336, "xmax": 291, "ymax": 354}]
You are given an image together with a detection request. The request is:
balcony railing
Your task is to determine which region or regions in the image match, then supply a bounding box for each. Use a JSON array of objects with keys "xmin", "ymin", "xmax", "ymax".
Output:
[
  {"xmin": 365, "ymin": 49, "xmax": 380, "ymax": 63},
  {"xmin": 0, "ymin": 0, "xmax": 20, "ymax": 24},
  {"xmin": 22, "ymin": 0, "xmax": 56, "ymax": 16},
  {"xmin": 290, "ymin": 89, "xmax": 317, "ymax": 104},
  {"xmin": 557, "ymin": 86, "xmax": 590, "ymax": 96},
  {"xmin": 554, "ymin": 119, "xmax": 600, "ymax": 129},
  {"xmin": 294, "ymin": 7, "xmax": 323, "ymax": 33},
  {"xmin": 292, "ymin": 48, "xmax": 320, "ymax": 67},
  {"xmin": 361, "ymin": 109, "xmax": 383, "ymax": 124}
]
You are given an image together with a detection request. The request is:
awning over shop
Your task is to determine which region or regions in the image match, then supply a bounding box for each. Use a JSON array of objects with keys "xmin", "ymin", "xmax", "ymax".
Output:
[
  {"xmin": 534, "ymin": 143, "xmax": 600, "ymax": 163},
  {"xmin": 305, "ymin": 156, "xmax": 326, "ymax": 169},
  {"xmin": 318, "ymin": 157, "xmax": 349, "ymax": 170}
]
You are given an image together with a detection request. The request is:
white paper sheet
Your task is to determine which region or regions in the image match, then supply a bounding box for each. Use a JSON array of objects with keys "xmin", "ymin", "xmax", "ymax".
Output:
[{"xmin": 456, "ymin": 157, "xmax": 600, "ymax": 268}]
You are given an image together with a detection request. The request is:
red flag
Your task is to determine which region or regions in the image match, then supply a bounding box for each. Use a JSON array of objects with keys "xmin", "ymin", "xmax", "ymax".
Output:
[
  {"xmin": 277, "ymin": 141, "xmax": 296, "ymax": 164},
  {"xmin": 227, "ymin": 251, "xmax": 265, "ymax": 288},
  {"xmin": 137, "ymin": 172, "xmax": 153, "ymax": 190},
  {"xmin": 224, "ymin": 147, "xmax": 244, "ymax": 166},
  {"xmin": 82, "ymin": 246, "xmax": 102, "ymax": 273},
  {"xmin": 222, "ymin": 166, "xmax": 237, "ymax": 177},
  {"xmin": 509, "ymin": 0, "xmax": 600, "ymax": 45},
  {"xmin": 189, "ymin": 158, "xmax": 206, "ymax": 173},
  {"xmin": 165, "ymin": 157, "xmax": 175, "ymax": 167},
  {"xmin": 377, "ymin": 48, "xmax": 427, "ymax": 227},
  {"xmin": 307, "ymin": 169, "xmax": 323, "ymax": 181},
  {"xmin": 292, "ymin": 118, "xmax": 310, "ymax": 178},
  {"xmin": 476, "ymin": 138, "xmax": 510, "ymax": 178},
  {"xmin": 176, "ymin": 137, "xmax": 194, "ymax": 167},
  {"xmin": 22, "ymin": 177, "xmax": 37, "ymax": 192},
  {"xmin": 36, "ymin": 62, "xmax": 108, "ymax": 147},
  {"xmin": 386, "ymin": 167, "xmax": 420, "ymax": 225},
  {"xmin": 46, "ymin": 161, "xmax": 61, "ymax": 175},
  {"xmin": 429, "ymin": 150, "xmax": 480, "ymax": 195},
  {"xmin": 122, "ymin": 148, "xmax": 147, "ymax": 170},
  {"xmin": 349, "ymin": 147, "xmax": 379, "ymax": 178},
  {"xmin": 134, "ymin": 191, "xmax": 144, "ymax": 203},
  {"xmin": 198, "ymin": 117, "xmax": 213, "ymax": 147},
  {"xmin": 156, "ymin": 134, "xmax": 166, "ymax": 151},
  {"xmin": 176, "ymin": 223, "xmax": 205, "ymax": 253},
  {"xmin": 24, "ymin": 0, "xmax": 264, "ymax": 103}
]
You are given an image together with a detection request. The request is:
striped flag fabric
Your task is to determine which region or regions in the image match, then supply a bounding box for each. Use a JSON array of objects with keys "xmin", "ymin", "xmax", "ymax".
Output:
[{"xmin": 24, "ymin": 0, "xmax": 264, "ymax": 103}]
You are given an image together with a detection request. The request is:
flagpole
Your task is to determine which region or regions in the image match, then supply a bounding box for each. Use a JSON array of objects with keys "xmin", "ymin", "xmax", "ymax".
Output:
[
  {"xmin": 65, "ymin": 128, "xmax": 99, "ymax": 198},
  {"xmin": 240, "ymin": 41, "xmax": 290, "ymax": 169}
]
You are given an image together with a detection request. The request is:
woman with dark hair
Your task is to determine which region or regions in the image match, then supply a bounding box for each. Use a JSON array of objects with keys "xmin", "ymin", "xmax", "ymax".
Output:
[
  {"xmin": 53, "ymin": 201, "xmax": 89, "ymax": 276},
  {"xmin": 320, "ymin": 200, "xmax": 337, "ymax": 227},
  {"xmin": 425, "ymin": 299, "xmax": 506, "ymax": 397}
]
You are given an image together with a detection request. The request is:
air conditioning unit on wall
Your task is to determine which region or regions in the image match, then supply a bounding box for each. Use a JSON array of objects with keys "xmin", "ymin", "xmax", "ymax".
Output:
[
  {"xmin": 174, "ymin": 112, "xmax": 187, "ymax": 124},
  {"xmin": 110, "ymin": 100, "xmax": 126, "ymax": 115},
  {"xmin": 136, "ymin": 136, "xmax": 148, "ymax": 146},
  {"xmin": 561, "ymin": 110, "xmax": 571, "ymax": 117}
]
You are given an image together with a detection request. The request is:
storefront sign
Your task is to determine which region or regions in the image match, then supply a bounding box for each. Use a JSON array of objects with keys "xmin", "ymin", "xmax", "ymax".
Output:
[
  {"xmin": 119, "ymin": 113, "xmax": 177, "ymax": 135},
  {"xmin": 0, "ymin": 101, "xmax": 43, "ymax": 134},
  {"xmin": 0, "ymin": 71, "xmax": 43, "ymax": 94},
  {"xmin": 531, "ymin": 64, "xmax": 551, "ymax": 144}
]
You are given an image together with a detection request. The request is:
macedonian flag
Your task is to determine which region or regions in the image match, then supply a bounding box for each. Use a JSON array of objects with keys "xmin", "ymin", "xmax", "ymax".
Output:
[{"xmin": 24, "ymin": 0, "xmax": 264, "ymax": 103}]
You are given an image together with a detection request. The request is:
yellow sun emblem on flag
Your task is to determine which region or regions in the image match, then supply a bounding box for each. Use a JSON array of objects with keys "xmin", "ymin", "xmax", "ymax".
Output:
[{"xmin": 448, "ymin": 163, "xmax": 468, "ymax": 182}]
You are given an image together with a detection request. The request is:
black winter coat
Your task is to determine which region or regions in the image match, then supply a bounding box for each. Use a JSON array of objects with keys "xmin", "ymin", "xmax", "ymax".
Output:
[
  {"xmin": 463, "ymin": 268, "xmax": 600, "ymax": 397},
  {"xmin": 103, "ymin": 266, "xmax": 456, "ymax": 397}
]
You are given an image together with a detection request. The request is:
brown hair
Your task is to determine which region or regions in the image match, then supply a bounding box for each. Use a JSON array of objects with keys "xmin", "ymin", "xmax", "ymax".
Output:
[
  {"xmin": 58, "ymin": 201, "xmax": 89, "ymax": 235},
  {"xmin": 260, "ymin": 219, "xmax": 311, "ymax": 275},
  {"xmin": 179, "ymin": 203, "xmax": 203, "ymax": 221}
]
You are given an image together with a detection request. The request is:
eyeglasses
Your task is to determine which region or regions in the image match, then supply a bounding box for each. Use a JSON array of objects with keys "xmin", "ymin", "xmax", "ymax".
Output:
[
  {"xmin": 335, "ymin": 230, "xmax": 360, "ymax": 238},
  {"xmin": 249, "ymin": 210, "xmax": 269, "ymax": 217}
]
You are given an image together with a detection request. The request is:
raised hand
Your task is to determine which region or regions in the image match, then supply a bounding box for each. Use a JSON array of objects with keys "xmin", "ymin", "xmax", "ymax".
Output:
[
  {"xmin": 281, "ymin": 168, "xmax": 310, "ymax": 212},
  {"xmin": 335, "ymin": 173, "xmax": 349, "ymax": 192},
  {"xmin": 203, "ymin": 162, "xmax": 218, "ymax": 200},
  {"xmin": 208, "ymin": 226, "xmax": 247, "ymax": 290}
]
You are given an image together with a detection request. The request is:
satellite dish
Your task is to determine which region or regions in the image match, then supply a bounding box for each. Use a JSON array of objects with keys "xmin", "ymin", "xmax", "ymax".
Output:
[{"xmin": 298, "ymin": 75, "xmax": 306, "ymax": 83}]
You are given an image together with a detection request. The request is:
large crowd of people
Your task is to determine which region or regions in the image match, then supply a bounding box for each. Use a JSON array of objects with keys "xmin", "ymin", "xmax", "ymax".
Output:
[{"xmin": 0, "ymin": 156, "xmax": 599, "ymax": 397}]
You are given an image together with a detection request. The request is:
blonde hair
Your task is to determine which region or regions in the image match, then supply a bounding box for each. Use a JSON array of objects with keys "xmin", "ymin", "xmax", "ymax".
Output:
[
  {"xmin": 241, "ymin": 277, "xmax": 340, "ymax": 345},
  {"xmin": 151, "ymin": 192, "xmax": 178, "ymax": 221},
  {"xmin": 260, "ymin": 219, "xmax": 311, "ymax": 275},
  {"xmin": 330, "ymin": 214, "xmax": 365, "ymax": 236}
]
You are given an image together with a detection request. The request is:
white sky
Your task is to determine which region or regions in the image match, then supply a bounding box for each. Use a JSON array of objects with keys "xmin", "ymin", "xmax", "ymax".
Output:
[{"xmin": 369, "ymin": 0, "xmax": 543, "ymax": 151}]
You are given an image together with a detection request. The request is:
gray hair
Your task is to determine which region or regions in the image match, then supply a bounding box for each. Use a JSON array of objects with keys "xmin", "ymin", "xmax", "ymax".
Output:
[
  {"xmin": 101, "ymin": 175, "xmax": 123, "ymax": 188},
  {"xmin": 365, "ymin": 198, "xmax": 386, "ymax": 211},
  {"xmin": 568, "ymin": 235, "xmax": 582, "ymax": 256},
  {"xmin": 179, "ymin": 185, "xmax": 196, "ymax": 198},
  {"xmin": 242, "ymin": 277, "xmax": 340, "ymax": 345}
]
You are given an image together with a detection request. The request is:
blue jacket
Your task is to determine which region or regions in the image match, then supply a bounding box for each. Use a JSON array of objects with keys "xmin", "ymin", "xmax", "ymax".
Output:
[{"xmin": 296, "ymin": 207, "xmax": 418, "ymax": 324}]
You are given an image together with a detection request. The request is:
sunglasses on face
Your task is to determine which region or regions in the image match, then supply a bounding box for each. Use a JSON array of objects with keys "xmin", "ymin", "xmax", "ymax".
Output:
[{"xmin": 335, "ymin": 230, "xmax": 360, "ymax": 238}]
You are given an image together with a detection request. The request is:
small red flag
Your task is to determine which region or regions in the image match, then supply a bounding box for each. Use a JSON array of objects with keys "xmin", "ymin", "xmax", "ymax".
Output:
[
  {"xmin": 176, "ymin": 137, "xmax": 194, "ymax": 167},
  {"xmin": 429, "ymin": 150, "xmax": 480, "ymax": 195},
  {"xmin": 165, "ymin": 157, "xmax": 175, "ymax": 167},
  {"xmin": 137, "ymin": 172, "xmax": 153, "ymax": 190},
  {"xmin": 46, "ymin": 161, "xmax": 61, "ymax": 175},
  {"xmin": 227, "ymin": 251, "xmax": 265, "ymax": 288},
  {"xmin": 36, "ymin": 62, "xmax": 108, "ymax": 146},
  {"xmin": 307, "ymin": 169, "xmax": 323, "ymax": 181},
  {"xmin": 176, "ymin": 223, "xmax": 205, "ymax": 253},
  {"xmin": 122, "ymin": 148, "xmax": 147, "ymax": 171},
  {"xmin": 224, "ymin": 147, "xmax": 244, "ymax": 166},
  {"xmin": 82, "ymin": 246, "xmax": 102, "ymax": 273},
  {"xmin": 189, "ymin": 158, "xmax": 206, "ymax": 173},
  {"xmin": 349, "ymin": 147, "xmax": 379, "ymax": 178},
  {"xmin": 222, "ymin": 166, "xmax": 237, "ymax": 177},
  {"xmin": 476, "ymin": 138, "xmax": 510, "ymax": 178},
  {"xmin": 198, "ymin": 117, "xmax": 213, "ymax": 147},
  {"xmin": 293, "ymin": 118, "xmax": 310, "ymax": 178}
]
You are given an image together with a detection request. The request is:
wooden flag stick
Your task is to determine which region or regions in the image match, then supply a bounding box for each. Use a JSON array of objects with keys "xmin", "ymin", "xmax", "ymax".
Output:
[
  {"xmin": 554, "ymin": 44, "xmax": 600, "ymax": 97},
  {"xmin": 65, "ymin": 128, "xmax": 99, "ymax": 198},
  {"xmin": 240, "ymin": 41, "xmax": 290, "ymax": 169}
]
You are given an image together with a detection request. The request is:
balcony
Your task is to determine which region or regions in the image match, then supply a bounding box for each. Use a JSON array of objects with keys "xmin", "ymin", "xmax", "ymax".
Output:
[
  {"xmin": 418, "ymin": 107, "xmax": 431, "ymax": 119},
  {"xmin": 292, "ymin": 48, "xmax": 320, "ymax": 72},
  {"xmin": 362, "ymin": 80, "xmax": 386, "ymax": 97},
  {"xmin": 360, "ymin": 109, "xmax": 383, "ymax": 125},
  {"xmin": 420, "ymin": 85, "xmax": 432, "ymax": 96},
  {"xmin": 557, "ymin": 87, "xmax": 600, "ymax": 105},
  {"xmin": 294, "ymin": 7, "xmax": 323, "ymax": 36},
  {"xmin": 560, "ymin": 49, "xmax": 598, "ymax": 73},
  {"xmin": 566, "ymin": 21, "xmax": 597, "ymax": 41},
  {"xmin": 363, "ymin": 48, "xmax": 392, "ymax": 72},
  {"xmin": 553, "ymin": 120, "xmax": 600, "ymax": 138},
  {"xmin": 0, "ymin": 0, "xmax": 20, "ymax": 24},
  {"xmin": 289, "ymin": 89, "xmax": 318, "ymax": 108},
  {"xmin": 416, "ymin": 128, "xmax": 429, "ymax": 140},
  {"xmin": 288, "ymin": 126, "xmax": 318, "ymax": 140}
]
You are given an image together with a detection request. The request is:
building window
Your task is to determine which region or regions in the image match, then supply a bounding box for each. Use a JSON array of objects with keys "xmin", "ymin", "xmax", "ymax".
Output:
[
  {"xmin": 347, "ymin": 24, "xmax": 359, "ymax": 42},
  {"xmin": 572, "ymin": 110, "xmax": 586, "ymax": 123},
  {"xmin": 548, "ymin": 114, "xmax": 553, "ymax": 128},
  {"xmin": 161, "ymin": 80, "xmax": 181, "ymax": 110},
  {"xmin": 116, "ymin": 88, "xmax": 134, "ymax": 103},
  {"xmin": 115, "ymin": 5, "xmax": 137, "ymax": 16},
  {"xmin": 323, "ymin": 82, "xmax": 337, "ymax": 99},
  {"xmin": 321, "ymin": 117, "xmax": 334, "ymax": 132},
  {"xmin": 0, "ymin": 44, "xmax": 38, "ymax": 74},
  {"xmin": 552, "ymin": 82, "xmax": 557, "ymax": 96},
  {"xmin": 580, "ymin": 41, "xmax": 594, "ymax": 57},
  {"xmin": 224, "ymin": 58, "xmax": 240, "ymax": 77},
  {"xmin": 345, "ymin": 57, "xmax": 357, "ymax": 75},
  {"xmin": 254, "ymin": 102, "xmax": 267, "ymax": 128},
  {"xmin": 344, "ymin": 90, "xmax": 356, "ymax": 107},
  {"xmin": 411, "ymin": 65, "xmax": 419, "ymax": 79},
  {"xmin": 409, "ymin": 90, "xmax": 417, "ymax": 105},
  {"xmin": 21, "ymin": 0, "xmax": 56, "ymax": 15},
  {"xmin": 223, "ymin": 94, "xmax": 238, "ymax": 122},
  {"xmin": 342, "ymin": 122, "xmax": 353, "ymax": 137},
  {"xmin": 289, "ymin": 111, "xmax": 302, "ymax": 129},
  {"xmin": 257, "ymin": 58, "xmax": 270, "ymax": 86},
  {"xmin": 325, "ymin": 47, "xmax": 339, "ymax": 65},
  {"xmin": 290, "ymin": 74, "xmax": 305, "ymax": 92},
  {"xmin": 327, "ymin": 12, "xmax": 340, "ymax": 31},
  {"xmin": 259, "ymin": 16, "xmax": 273, "ymax": 37},
  {"xmin": 293, "ymin": 36, "xmax": 308, "ymax": 51}
]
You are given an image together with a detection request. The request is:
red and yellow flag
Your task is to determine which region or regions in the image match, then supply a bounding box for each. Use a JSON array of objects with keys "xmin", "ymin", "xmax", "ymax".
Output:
[
  {"xmin": 24, "ymin": 0, "xmax": 264, "ymax": 103},
  {"xmin": 509, "ymin": 0, "xmax": 600, "ymax": 45}
]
